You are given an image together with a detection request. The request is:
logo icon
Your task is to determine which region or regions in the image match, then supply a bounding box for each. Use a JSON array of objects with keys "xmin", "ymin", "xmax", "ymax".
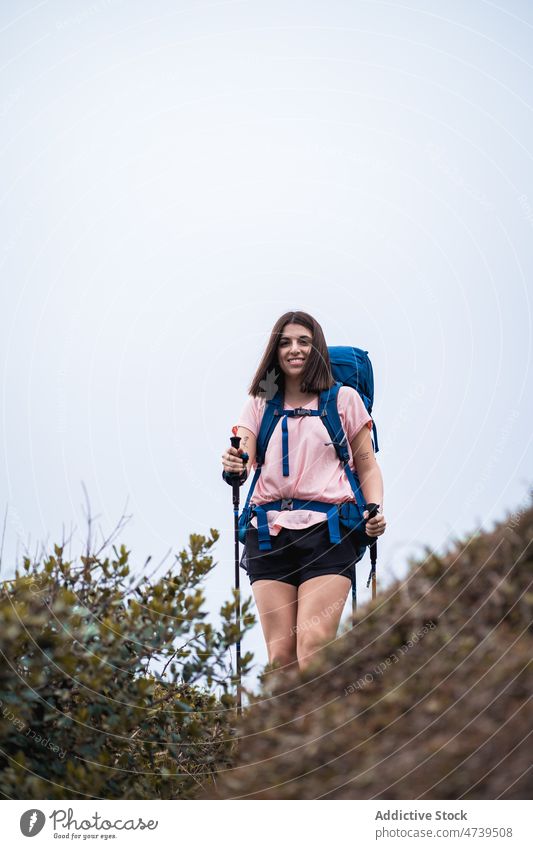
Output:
[
  {"xmin": 20, "ymin": 809, "xmax": 46, "ymax": 837},
  {"xmin": 258, "ymin": 367, "xmax": 280, "ymax": 401}
]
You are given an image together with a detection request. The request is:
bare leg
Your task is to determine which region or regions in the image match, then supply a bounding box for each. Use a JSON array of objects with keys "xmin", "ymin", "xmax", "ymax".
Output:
[
  {"xmin": 296, "ymin": 574, "xmax": 351, "ymax": 671},
  {"xmin": 251, "ymin": 579, "xmax": 298, "ymax": 682}
]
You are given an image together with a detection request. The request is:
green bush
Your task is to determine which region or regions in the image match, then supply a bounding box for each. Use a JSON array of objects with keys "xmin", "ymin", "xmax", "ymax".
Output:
[{"xmin": 0, "ymin": 528, "xmax": 255, "ymax": 799}]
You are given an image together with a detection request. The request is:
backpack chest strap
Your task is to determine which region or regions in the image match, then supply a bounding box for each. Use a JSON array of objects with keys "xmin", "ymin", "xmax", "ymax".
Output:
[{"xmin": 280, "ymin": 408, "xmax": 322, "ymax": 476}]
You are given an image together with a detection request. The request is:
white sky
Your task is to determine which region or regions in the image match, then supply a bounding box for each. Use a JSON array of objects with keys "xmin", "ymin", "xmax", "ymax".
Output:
[{"xmin": 1, "ymin": 0, "xmax": 532, "ymax": 685}]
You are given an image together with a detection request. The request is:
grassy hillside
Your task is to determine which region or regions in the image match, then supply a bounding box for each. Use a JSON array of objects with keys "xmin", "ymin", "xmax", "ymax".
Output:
[{"xmin": 208, "ymin": 496, "xmax": 533, "ymax": 800}]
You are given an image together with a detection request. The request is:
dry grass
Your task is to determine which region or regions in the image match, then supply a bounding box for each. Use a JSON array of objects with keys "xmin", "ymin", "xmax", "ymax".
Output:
[{"xmin": 207, "ymin": 496, "xmax": 533, "ymax": 799}]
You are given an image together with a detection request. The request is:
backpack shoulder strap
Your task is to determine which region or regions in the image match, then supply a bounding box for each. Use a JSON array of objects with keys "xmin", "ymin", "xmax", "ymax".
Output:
[
  {"xmin": 242, "ymin": 389, "xmax": 284, "ymax": 513},
  {"xmin": 319, "ymin": 382, "xmax": 349, "ymax": 462},
  {"xmin": 319, "ymin": 381, "xmax": 366, "ymax": 511},
  {"xmin": 256, "ymin": 389, "xmax": 284, "ymax": 464}
]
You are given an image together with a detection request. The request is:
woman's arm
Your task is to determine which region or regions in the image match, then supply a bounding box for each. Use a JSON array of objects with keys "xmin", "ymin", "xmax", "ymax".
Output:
[
  {"xmin": 350, "ymin": 424, "xmax": 386, "ymax": 536},
  {"xmin": 350, "ymin": 425, "xmax": 383, "ymax": 504},
  {"xmin": 236, "ymin": 426, "xmax": 256, "ymax": 475}
]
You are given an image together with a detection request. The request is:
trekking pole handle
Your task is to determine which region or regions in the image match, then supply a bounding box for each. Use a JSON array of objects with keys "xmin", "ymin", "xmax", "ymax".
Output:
[
  {"xmin": 229, "ymin": 427, "xmax": 249, "ymax": 470},
  {"xmin": 364, "ymin": 503, "xmax": 380, "ymax": 521},
  {"xmin": 223, "ymin": 426, "xmax": 249, "ymax": 490}
]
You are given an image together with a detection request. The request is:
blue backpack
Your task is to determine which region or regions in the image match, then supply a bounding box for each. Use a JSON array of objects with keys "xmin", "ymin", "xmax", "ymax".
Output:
[{"xmin": 238, "ymin": 346, "xmax": 379, "ymax": 569}]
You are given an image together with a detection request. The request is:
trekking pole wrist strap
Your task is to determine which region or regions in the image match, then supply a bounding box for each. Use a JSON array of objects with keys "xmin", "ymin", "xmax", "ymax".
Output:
[{"xmin": 222, "ymin": 468, "xmax": 248, "ymax": 486}]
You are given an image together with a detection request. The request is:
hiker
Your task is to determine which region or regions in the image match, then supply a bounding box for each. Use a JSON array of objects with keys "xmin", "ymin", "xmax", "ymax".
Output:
[{"xmin": 221, "ymin": 310, "xmax": 386, "ymax": 675}]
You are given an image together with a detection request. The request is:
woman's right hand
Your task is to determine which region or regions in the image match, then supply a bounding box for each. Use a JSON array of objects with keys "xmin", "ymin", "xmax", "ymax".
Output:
[{"xmin": 221, "ymin": 445, "xmax": 247, "ymax": 475}]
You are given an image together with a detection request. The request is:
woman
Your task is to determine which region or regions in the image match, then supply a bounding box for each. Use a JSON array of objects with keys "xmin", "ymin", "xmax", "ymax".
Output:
[{"xmin": 221, "ymin": 310, "xmax": 386, "ymax": 676}]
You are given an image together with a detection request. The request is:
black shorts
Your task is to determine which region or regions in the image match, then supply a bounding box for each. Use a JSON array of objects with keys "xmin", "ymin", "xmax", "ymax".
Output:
[{"xmin": 240, "ymin": 519, "xmax": 363, "ymax": 587}]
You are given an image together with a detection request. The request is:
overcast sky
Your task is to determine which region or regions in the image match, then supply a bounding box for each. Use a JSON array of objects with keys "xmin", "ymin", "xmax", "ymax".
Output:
[{"xmin": 1, "ymin": 0, "xmax": 531, "ymax": 684}]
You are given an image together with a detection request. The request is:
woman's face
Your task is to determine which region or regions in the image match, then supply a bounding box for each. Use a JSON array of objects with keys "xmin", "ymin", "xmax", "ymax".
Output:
[{"xmin": 277, "ymin": 323, "xmax": 313, "ymax": 376}]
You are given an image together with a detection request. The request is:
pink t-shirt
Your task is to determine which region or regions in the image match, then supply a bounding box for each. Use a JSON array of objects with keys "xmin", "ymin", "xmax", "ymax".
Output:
[{"xmin": 237, "ymin": 386, "xmax": 373, "ymax": 535}]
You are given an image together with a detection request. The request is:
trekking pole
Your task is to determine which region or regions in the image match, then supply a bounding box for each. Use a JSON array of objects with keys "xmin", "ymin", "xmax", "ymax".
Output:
[
  {"xmin": 351, "ymin": 563, "xmax": 358, "ymax": 628},
  {"xmin": 352, "ymin": 502, "xmax": 380, "ymax": 627},
  {"xmin": 365, "ymin": 503, "xmax": 380, "ymax": 602},
  {"xmin": 228, "ymin": 426, "xmax": 248, "ymax": 715}
]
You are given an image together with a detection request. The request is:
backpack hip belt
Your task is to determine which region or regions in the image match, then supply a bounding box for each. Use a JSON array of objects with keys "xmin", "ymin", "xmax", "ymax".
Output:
[{"xmin": 251, "ymin": 499, "xmax": 344, "ymax": 551}]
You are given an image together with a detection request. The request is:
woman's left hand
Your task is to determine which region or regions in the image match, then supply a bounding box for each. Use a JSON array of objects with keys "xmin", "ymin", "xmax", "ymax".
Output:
[{"xmin": 363, "ymin": 509, "xmax": 387, "ymax": 537}]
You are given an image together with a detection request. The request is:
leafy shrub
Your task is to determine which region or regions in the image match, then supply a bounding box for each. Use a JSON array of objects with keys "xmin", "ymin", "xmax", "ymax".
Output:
[{"xmin": 0, "ymin": 527, "xmax": 255, "ymax": 799}]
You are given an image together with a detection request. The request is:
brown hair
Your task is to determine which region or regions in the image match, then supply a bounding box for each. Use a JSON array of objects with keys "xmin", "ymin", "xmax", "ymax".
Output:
[{"xmin": 248, "ymin": 310, "xmax": 335, "ymax": 398}]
